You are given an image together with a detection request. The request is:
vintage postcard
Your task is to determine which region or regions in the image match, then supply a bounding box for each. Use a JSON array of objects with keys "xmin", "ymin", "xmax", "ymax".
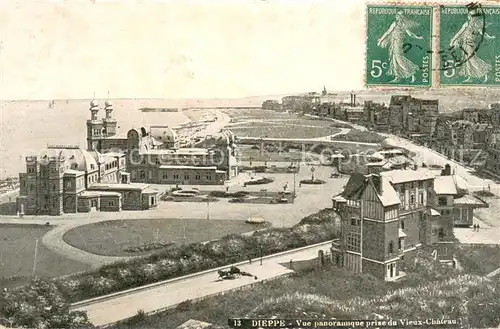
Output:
[{"xmin": 2, "ymin": 1, "xmax": 500, "ymax": 329}]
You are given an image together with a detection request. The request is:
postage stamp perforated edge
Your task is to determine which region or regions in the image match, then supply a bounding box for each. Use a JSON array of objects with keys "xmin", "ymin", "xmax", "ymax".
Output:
[
  {"xmin": 437, "ymin": 2, "xmax": 500, "ymax": 87},
  {"xmin": 364, "ymin": 0, "xmax": 500, "ymax": 89}
]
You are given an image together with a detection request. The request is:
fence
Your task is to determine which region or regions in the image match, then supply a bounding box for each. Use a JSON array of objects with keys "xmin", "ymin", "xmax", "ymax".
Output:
[
  {"xmin": 99, "ymin": 250, "xmax": 335, "ymax": 328},
  {"xmin": 460, "ymin": 243, "xmax": 500, "ymax": 248},
  {"xmin": 70, "ymin": 240, "xmax": 334, "ymax": 309}
]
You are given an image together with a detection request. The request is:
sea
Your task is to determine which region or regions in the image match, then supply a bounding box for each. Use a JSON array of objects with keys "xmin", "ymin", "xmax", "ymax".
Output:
[
  {"xmin": 0, "ymin": 98, "xmax": 261, "ymax": 180},
  {"xmin": 1, "ymin": 89, "xmax": 497, "ymax": 179}
]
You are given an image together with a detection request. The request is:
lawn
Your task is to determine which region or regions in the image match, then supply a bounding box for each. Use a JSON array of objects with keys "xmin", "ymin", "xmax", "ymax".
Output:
[
  {"xmin": 224, "ymin": 109, "xmax": 291, "ymax": 121},
  {"xmin": 230, "ymin": 123, "xmax": 340, "ymax": 139},
  {"xmin": 0, "ymin": 224, "xmax": 90, "ymax": 289},
  {"xmin": 453, "ymin": 244, "xmax": 500, "ymax": 275},
  {"xmin": 333, "ymin": 129, "xmax": 385, "ymax": 143},
  {"xmin": 63, "ymin": 219, "xmax": 270, "ymax": 257}
]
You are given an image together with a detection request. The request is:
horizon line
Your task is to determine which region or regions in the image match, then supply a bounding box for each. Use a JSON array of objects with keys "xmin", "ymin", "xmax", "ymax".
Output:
[{"xmin": 0, "ymin": 87, "xmax": 490, "ymax": 102}]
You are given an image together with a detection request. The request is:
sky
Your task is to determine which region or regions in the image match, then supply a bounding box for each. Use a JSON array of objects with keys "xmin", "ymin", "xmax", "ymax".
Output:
[{"xmin": 0, "ymin": 0, "xmax": 366, "ymax": 100}]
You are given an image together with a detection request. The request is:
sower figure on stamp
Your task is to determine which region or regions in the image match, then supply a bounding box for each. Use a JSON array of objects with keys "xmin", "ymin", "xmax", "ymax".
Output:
[
  {"xmin": 377, "ymin": 11, "xmax": 423, "ymax": 83},
  {"xmin": 449, "ymin": 8, "xmax": 496, "ymax": 83}
]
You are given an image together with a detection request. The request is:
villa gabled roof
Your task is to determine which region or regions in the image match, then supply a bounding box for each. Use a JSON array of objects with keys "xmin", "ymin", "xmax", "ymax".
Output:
[
  {"xmin": 340, "ymin": 173, "xmax": 366, "ymax": 199},
  {"xmin": 379, "ymin": 168, "xmax": 434, "ymax": 184},
  {"xmin": 454, "ymin": 194, "xmax": 489, "ymax": 208},
  {"xmin": 341, "ymin": 173, "xmax": 400, "ymax": 207},
  {"xmin": 433, "ymin": 176, "xmax": 457, "ymax": 195}
]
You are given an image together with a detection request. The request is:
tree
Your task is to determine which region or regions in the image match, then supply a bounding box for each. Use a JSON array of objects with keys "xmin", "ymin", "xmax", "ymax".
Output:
[{"xmin": 1, "ymin": 278, "xmax": 93, "ymax": 329}]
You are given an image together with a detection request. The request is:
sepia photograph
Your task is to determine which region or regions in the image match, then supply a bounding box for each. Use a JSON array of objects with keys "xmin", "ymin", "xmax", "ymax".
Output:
[{"xmin": 1, "ymin": 1, "xmax": 500, "ymax": 329}]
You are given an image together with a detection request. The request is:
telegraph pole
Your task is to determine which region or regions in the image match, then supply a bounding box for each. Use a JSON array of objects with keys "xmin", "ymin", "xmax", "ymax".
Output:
[
  {"xmin": 293, "ymin": 167, "xmax": 297, "ymax": 203},
  {"xmin": 32, "ymin": 239, "xmax": 39, "ymax": 277},
  {"xmin": 359, "ymin": 200, "xmax": 363, "ymax": 274}
]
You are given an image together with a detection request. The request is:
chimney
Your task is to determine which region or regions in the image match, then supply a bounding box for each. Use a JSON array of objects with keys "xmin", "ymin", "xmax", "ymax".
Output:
[
  {"xmin": 350, "ymin": 94, "xmax": 353, "ymax": 106},
  {"xmin": 353, "ymin": 94, "xmax": 357, "ymax": 106},
  {"xmin": 441, "ymin": 163, "xmax": 452, "ymax": 176}
]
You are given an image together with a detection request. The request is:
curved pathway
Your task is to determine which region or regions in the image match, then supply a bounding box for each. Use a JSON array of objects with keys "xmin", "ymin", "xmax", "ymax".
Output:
[{"xmin": 1, "ymin": 111, "xmax": 346, "ymax": 268}]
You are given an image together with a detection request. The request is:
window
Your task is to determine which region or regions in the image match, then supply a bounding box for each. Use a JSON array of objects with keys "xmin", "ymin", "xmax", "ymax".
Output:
[
  {"xmin": 184, "ymin": 174, "xmax": 190, "ymax": 180},
  {"xmin": 140, "ymin": 171, "xmax": 146, "ymax": 179},
  {"xmin": 398, "ymin": 238, "xmax": 404, "ymax": 250},
  {"xmin": 346, "ymin": 233, "xmax": 360, "ymax": 252},
  {"xmin": 438, "ymin": 228, "xmax": 445, "ymax": 239},
  {"xmin": 206, "ymin": 175, "xmax": 212, "ymax": 181},
  {"xmin": 401, "ymin": 220, "xmax": 405, "ymax": 230},
  {"xmin": 410, "ymin": 194, "xmax": 415, "ymax": 205},
  {"xmin": 162, "ymin": 172, "xmax": 168, "ymax": 180},
  {"xmin": 173, "ymin": 174, "xmax": 180, "ymax": 180},
  {"xmin": 351, "ymin": 217, "xmax": 357, "ymax": 226},
  {"xmin": 388, "ymin": 241, "xmax": 394, "ymax": 254},
  {"xmin": 401, "ymin": 184, "xmax": 406, "ymax": 194},
  {"xmin": 419, "ymin": 192, "xmax": 424, "ymax": 204},
  {"xmin": 195, "ymin": 174, "xmax": 201, "ymax": 180},
  {"xmin": 66, "ymin": 181, "xmax": 72, "ymax": 188}
]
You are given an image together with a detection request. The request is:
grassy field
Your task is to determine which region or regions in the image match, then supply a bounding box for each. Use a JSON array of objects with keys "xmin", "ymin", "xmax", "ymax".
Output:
[
  {"xmin": 454, "ymin": 244, "xmax": 500, "ymax": 275},
  {"xmin": 230, "ymin": 124, "xmax": 340, "ymax": 139},
  {"xmin": 63, "ymin": 219, "xmax": 270, "ymax": 257},
  {"xmin": 333, "ymin": 129, "xmax": 385, "ymax": 143},
  {"xmin": 223, "ymin": 109, "xmax": 292, "ymax": 120},
  {"xmin": 0, "ymin": 224, "xmax": 90, "ymax": 289}
]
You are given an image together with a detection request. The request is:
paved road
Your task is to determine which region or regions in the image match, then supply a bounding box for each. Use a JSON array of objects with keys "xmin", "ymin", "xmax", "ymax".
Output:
[
  {"xmin": 0, "ymin": 160, "xmax": 345, "ymax": 267},
  {"xmin": 73, "ymin": 241, "xmax": 332, "ymax": 326}
]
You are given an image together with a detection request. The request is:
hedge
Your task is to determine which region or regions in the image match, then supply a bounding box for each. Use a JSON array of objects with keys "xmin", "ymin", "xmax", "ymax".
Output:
[{"xmin": 12, "ymin": 209, "xmax": 339, "ymax": 305}]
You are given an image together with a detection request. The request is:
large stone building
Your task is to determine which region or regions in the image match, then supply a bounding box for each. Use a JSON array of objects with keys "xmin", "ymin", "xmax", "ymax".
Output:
[
  {"xmin": 17, "ymin": 146, "xmax": 158, "ymax": 215},
  {"xmin": 331, "ymin": 166, "xmax": 487, "ymax": 281},
  {"xmin": 16, "ymin": 99, "xmax": 239, "ymax": 215},
  {"xmin": 389, "ymin": 96, "xmax": 438, "ymax": 137},
  {"xmin": 85, "ymin": 99, "xmax": 238, "ymax": 185}
]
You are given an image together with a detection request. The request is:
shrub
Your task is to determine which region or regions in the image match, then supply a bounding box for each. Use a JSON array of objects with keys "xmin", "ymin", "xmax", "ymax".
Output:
[
  {"xmin": 1, "ymin": 278, "xmax": 93, "ymax": 329},
  {"xmin": 245, "ymin": 177, "xmax": 274, "ymax": 186},
  {"xmin": 334, "ymin": 129, "xmax": 385, "ymax": 143},
  {"xmin": 300, "ymin": 179, "xmax": 326, "ymax": 185},
  {"xmin": 125, "ymin": 309, "xmax": 147, "ymax": 326},
  {"xmin": 8, "ymin": 209, "xmax": 340, "ymax": 308}
]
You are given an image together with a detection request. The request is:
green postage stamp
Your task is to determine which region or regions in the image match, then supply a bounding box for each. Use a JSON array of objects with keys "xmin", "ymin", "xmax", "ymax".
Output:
[
  {"xmin": 439, "ymin": 4, "xmax": 500, "ymax": 86},
  {"xmin": 366, "ymin": 5, "xmax": 433, "ymax": 87}
]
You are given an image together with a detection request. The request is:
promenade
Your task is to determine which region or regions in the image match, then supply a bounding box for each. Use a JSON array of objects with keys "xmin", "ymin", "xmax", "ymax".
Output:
[{"xmin": 73, "ymin": 241, "xmax": 332, "ymax": 326}]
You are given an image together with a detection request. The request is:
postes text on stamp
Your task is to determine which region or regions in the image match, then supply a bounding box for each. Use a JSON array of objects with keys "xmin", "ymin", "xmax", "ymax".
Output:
[
  {"xmin": 439, "ymin": 3, "xmax": 500, "ymax": 86},
  {"xmin": 366, "ymin": 5, "xmax": 433, "ymax": 88}
]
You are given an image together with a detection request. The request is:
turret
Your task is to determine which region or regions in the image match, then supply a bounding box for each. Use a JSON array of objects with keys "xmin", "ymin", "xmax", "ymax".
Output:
[
  {"xmin": 87, "ymin": 96, "xmax": 104, "ymax": 151},
  {"xmin": 89, "ymin": 99, "xmax": 99, "ymax": 121},
  {"xmin": 103, "ymin": 94, "xmax": 117, "ymax": 137},
  {"xmin": 105, "ymin": 99, "xmax": 113, "ymax": 120}
]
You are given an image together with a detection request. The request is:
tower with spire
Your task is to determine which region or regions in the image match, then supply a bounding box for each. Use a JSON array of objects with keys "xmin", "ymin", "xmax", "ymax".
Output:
[
  {"xmin": 322, "ymin": 86, "xmax": 327, "ymax": 96},
  {"xmin": 86, "ymin": 94, "xmax": 104, "ymax": 151},
  {"xmin": 103, "ymin": 91, "xmax": 117, "ymax": 138}
]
